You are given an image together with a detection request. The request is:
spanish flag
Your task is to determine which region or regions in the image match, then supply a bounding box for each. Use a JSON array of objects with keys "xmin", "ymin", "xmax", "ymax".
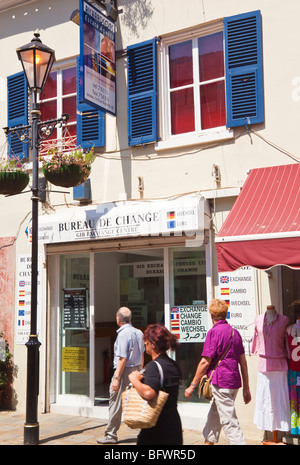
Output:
[{"xmin": 221, "ymin": 288, "xmax": 229, "ymax": 295}]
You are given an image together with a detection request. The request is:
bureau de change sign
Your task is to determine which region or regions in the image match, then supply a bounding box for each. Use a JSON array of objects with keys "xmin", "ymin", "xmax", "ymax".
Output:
[{"xmin": 170, "ymin": 305, "xmax": 208, "ymax": 343}]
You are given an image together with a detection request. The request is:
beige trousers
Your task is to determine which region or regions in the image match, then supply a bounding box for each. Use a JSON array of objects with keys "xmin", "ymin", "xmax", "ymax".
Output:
[
  {"xmin": 203, "ymin": 384, "xmax": 247, "ymax": 445},
  {"xmin": 105, "ymin": 365, "xmax": 142, "ymax": 440}
]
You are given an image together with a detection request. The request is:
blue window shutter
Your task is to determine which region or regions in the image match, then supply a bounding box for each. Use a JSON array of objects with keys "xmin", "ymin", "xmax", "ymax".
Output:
[
  {"xmin": 127, "ymin": 39, "xmax": 157, "ymax": 146},
  {"xmin": 76, "ymin": 58, "xmax": 105, "ymax": 149},
  {"xmin": 7, "ymin": 72, "xmax": 28, "ymax": 159},
  {"xmin": 224, "ymin": 10, "xmax": 264, "ymax": 127}
]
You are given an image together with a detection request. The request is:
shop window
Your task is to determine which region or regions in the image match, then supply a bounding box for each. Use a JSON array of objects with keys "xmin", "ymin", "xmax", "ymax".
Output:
[
  {"xmin": 169, "ymin": 247, "xmax": 208, "ymax": 403},
  {"xmin": 282, "ymin": 267, "xmax": 300, "ymax": 322},
  {"xmin": 119, "ymin": 259, "xmax": 165, "ymax": 328}
]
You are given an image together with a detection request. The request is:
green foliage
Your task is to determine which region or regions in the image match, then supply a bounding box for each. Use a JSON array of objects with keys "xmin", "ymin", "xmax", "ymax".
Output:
[{"xmin": 0, "ymin": 332, "xmax": 13, "ymax": 389}]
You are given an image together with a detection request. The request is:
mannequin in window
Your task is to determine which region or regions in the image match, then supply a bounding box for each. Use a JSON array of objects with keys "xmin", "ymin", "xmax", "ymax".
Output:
[
  {"xmin": 252, "ymin": 305, "xmax": 290, "ymax": 444},
  {"xmin": 286, "ymin": 300, "xmax": 300, "ymax": 436}
]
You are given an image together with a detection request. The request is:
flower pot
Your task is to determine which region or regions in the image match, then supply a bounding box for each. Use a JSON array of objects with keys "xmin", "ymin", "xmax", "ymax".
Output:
[
  {"xmin": 42, "ymin": 163, "xmax": 91, "ymax": 188},
  {"xmin": 0, "ymin": 171, "xmax": 29, "ymax": 195}
]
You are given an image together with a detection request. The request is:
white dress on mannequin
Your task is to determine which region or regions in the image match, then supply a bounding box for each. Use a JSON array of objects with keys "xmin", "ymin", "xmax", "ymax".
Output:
[{"xmin": 252, "ymin": 308, "xmax": 290, "ymax": 432}]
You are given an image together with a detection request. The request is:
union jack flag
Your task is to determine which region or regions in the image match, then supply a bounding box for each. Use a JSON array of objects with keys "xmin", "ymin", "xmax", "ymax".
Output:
[{"xmin": 220, "ymin": 275, "xmax": 229, "ymax": 284}]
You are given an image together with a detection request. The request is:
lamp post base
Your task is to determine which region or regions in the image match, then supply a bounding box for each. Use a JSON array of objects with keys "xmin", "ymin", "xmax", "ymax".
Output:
[{"xmin": 24, "ymin": 423, "xmax": 40, "ymax": 445}]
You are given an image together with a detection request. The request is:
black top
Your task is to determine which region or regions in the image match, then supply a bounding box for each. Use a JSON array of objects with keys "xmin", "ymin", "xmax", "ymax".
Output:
[{"xmin": 137, "ymin": 353, "xmax": 183, "ymax": 445}]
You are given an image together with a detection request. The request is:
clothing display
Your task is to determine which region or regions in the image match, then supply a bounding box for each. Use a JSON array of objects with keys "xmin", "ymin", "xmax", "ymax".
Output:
[
  {"xmin": 286, "ymin": 324, "xmax": 300, "ymax": 435},
  {"xmin": 253, "ymin": 371, "xmax": 290, "ymax": 432},
  {"xmin": 252, "ymin": 310, "xmax": 290, "ymax": 432},
  {"xmin": 252, "ymin": 311, "xmax": 289, "ymax": 373}
]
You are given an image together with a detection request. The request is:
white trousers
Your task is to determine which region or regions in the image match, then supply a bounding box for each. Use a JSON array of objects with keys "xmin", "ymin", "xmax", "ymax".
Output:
[{"xmin": 203, "ymin": 384, "xmax": 247, "ymax": 445}]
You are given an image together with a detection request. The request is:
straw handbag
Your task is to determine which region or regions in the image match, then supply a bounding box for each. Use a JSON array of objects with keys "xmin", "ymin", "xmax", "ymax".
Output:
[{"xmin": 122, "ymin": 361, "xmax": 169, "ymax": 429}]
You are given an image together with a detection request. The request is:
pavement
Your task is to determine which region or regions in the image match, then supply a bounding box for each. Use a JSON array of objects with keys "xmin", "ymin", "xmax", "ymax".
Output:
[{"xmin": 0, "ymin": 409, "xmax": 264, "ymax": 446}]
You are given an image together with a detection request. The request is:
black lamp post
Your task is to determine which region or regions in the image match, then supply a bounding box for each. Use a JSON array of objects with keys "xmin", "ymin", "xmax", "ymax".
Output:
[
  {"xmin": 16, "ymin": 31, "xmax": 55, "ymax": 446},
  {"xmin": 3, "ymin": 29, "xmax": 68, "ymax": 445}
]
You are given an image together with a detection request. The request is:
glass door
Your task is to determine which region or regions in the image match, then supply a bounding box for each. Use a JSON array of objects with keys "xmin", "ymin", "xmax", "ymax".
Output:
[
  {"xmin": 169, "ymin": 246, "xmax": 208, "ymax": 402},
  {"xmin": 59, "ymin": 254, "xmax": 90, "ymax": 396}
]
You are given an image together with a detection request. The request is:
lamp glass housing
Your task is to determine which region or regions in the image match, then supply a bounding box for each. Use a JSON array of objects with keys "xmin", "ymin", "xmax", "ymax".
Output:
[{"xmin": 17, "ymin": 32, "xmax": 55, "ymax": 93}]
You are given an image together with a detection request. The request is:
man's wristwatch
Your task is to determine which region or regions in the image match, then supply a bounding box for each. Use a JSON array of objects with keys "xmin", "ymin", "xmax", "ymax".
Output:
[{"xmin": 113, "ymin": 375, "xmax": 120, "ymax": 380}]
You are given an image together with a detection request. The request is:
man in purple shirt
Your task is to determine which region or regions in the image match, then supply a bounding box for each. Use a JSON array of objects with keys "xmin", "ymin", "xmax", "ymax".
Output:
[{"xmin": 185, "ymin": 299, "xmax": 251, "ymax": 445}]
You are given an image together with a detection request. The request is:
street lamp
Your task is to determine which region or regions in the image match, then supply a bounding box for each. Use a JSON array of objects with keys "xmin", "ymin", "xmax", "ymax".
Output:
[
  {"xmin": 17, "ymin": 30, "xmax": 55, "ymax": 94},
  {"xmin": 3, "ymin": 29, "xmax": 68, "ymax": 445},
  {"xmin": 16, "ymin": 31, "xmax": 55, "ymax": 446}
]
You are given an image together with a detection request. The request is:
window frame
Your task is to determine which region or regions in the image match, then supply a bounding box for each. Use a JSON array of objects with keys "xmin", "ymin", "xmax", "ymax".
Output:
[
  {"xmin": 157, "ymin": 21, "xmax": 233, "ymax": 151},
  {"xmin": 38, "ymin": 59, "xmax": 77, "ymax": 155}
]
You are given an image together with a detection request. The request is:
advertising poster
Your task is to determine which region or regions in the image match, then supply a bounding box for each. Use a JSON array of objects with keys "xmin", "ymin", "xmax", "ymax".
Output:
[
  {"xmin": 170, "ymin": 305, "xmax": 208, "ymax": 343},
  {"xmin": 80, "ymin": 0, "xmax": 116, "ymax": 115},
  {"xmin": 218, "ymin": 266, "xmax": 257, "ymax": 353}
]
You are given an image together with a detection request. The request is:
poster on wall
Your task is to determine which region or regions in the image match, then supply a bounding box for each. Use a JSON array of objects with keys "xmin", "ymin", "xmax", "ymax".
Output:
[
  {"xmin": 218, "ymin": 266, "xmax": 257, "ymax": 354},
  {"xmin": 16, "ymin": 254, "xmax": 41, "ymax": 345},
  {"xmin": 170, "ymin": 305, "xmax": 208, "ymax": 343},
  {"xmin": 80, "ymin": 0, "xmax": 116, "ymax": 115}
]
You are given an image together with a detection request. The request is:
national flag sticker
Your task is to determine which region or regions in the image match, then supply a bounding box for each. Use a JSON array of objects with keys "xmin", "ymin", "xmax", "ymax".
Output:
[
  {"xmin": 167, "ymin": 211, "xmax": 176, "ymax": 229},
  {"xmin": 170, "ymin": 307, "xmax": 180, "ymax": 338},
  {"xmin": 220, "ymin": 288, "xmax": 229, "ymax": 295},
  {"xmin": 220, "ymin": 275, "xmax": 229, "ymax": 284}
]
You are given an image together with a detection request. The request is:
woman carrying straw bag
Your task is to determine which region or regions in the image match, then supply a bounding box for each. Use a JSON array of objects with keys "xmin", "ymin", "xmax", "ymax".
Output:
[{"xmin": 128, "ymin": 324, "xmax": 182, "ymax": 445}]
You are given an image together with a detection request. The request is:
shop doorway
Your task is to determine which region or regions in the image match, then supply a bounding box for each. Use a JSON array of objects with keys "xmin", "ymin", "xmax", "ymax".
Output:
[
  {"xmin": 59, "ymin": 254, "xmax": 90, "ymax": 397},
  {"xmin": 93, "ymin": 246, "xmax": 208, "ymax": 404},
  {"xmin": 94, "ymin": 248, "xmax": 164, "ymax": 402}
]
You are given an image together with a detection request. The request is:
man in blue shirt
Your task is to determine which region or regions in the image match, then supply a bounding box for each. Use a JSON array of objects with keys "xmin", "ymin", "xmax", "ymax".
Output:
[{"xmin": 97, "ymin": 307, "xmax": 144, "ymax": 444}]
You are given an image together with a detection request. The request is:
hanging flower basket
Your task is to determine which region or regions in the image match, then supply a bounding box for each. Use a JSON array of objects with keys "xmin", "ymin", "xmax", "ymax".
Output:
[
  {"xmin": 0, "ymin": 157, "xmax": 29, "ymax": 195},
  {"xmin": 42, "ymin": 163, "xmax": 91, "ymax": 188},
  {"xmin": 0, "ymin": 170, "xmax": 30, "ymax": 195},
  {"xmin": 40, "ymin": 147, "xmax": 95, "ymax": 189},
  {"xmin": 0, "ymin": 157, "xmax": 29, "ymax": 196}
]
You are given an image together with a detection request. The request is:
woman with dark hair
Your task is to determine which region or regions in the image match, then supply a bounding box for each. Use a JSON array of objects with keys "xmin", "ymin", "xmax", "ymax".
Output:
[{"xmin": 128, "ymin": 324, "xmax": 182, "ymax": 445}]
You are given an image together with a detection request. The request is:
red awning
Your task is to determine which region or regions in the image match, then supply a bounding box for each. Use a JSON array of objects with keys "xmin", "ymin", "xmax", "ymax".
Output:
[{"xmin": 216, "ymin": 164, "xmax": 300, "ymax": 271}]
